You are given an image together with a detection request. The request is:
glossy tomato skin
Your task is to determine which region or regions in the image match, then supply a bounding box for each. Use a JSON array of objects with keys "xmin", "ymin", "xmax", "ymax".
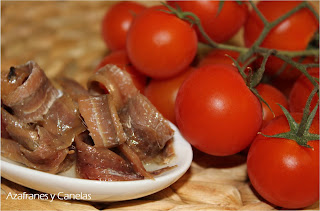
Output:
[
  {"xmin": 168, "ymin": 1, "xmax": 248, "ymax": 43},
  {"xmin": 175, "ymin": 64, "xmax": 262, "ymax": 156},
  {"xmin": 144, "ymin": 67, "xmax": 195, "ymax": 124},
  {"xmin": 197, "ymin": 49, "xmax": 255, "ymax": 73},
  {"xmin": 256, "ymin": 83, "xmax": 289, "ymax": 128},
  {"xmin": 127, "ymin": 7, "xmax": 198, "ymax": 79},
  {"xmin": 244, "ymin": 1, "xmax": 318, "ymax": 79},
  {"xmin": 96, "ymin": 50, "xmax": 147, "ymax": 93},
  {"xmin": 257, "ymin": 55, "xmax": 317, "ymax": 81},
  {"xmin": 289, "ymin": 67, "xmax": 319, "ymax": 116},
  {"xmin": 247, "ymin": 113, "xmax": 319, "ymax": 209},
  {"xmin": 244, "ymin": 1, "xmax": 318, "ymax": 50},
  {"xmin": 198, "ymin": 49, "xmax": 241, "ymax": 67},
  {"xmin": 101, "ymin": 2, "xmax": 146, "ymax": 51}
]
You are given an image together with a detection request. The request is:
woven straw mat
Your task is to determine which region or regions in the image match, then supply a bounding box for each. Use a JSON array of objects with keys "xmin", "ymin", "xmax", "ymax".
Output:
[{"xmin": 1, "ymin": 1, "xmax": 319, "ymax": 210}]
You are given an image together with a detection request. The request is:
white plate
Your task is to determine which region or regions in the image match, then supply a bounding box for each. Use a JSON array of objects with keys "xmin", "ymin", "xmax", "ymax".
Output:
[{"xmin": 1, "ymin": 122, "xmax": 193, "ymax": 202}]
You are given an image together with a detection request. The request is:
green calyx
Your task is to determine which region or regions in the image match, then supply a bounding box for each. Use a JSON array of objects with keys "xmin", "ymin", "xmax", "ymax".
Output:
[
  {"xmin": 161, "ymin": 1, "xmax": 320, "ymax": 148},
  {"xmin": 263, "ymin": 87, "xmax": 320, "ymax": 149},
  {"xmin": 226, "ymin": 52, "xmax": 275, "ymax": 118}
]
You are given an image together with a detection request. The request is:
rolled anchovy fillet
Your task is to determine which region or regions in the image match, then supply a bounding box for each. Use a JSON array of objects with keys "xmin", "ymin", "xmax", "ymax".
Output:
[{"xmin": 1, "ymin": 61, "xmax": 60, "ymax": 123}]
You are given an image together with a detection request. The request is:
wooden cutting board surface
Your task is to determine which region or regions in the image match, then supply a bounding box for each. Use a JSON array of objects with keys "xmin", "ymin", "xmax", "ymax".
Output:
[{"xmin": 1, "ymin": 1, "xmax": 319, "ymax": 210}]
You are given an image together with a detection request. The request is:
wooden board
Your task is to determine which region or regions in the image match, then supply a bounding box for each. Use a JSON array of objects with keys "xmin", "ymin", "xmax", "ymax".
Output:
[{"xmin": 1, "ymin": 1, "xmax": 319, "ymax": 210}]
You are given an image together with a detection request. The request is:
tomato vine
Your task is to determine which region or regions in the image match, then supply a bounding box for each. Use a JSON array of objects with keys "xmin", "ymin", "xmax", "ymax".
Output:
[
  {"xmin": 162, "ymin": 1, "xmax": 319, "ymax": 82},
  {"xmin": 263, "ymin": 86, "xmax": 319, "ymax": 148},
  {"xmin": 163, "ymin": 0, "xmax": 319, "ymax": 146}
]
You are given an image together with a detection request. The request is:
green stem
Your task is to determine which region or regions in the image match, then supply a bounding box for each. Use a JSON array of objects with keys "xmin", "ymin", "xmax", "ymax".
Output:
[
  {"xmin": 164, "ymin": 0, "xmax": 319, "ymax": 85},
  {"xmin": 296, "ymin": 87, "xmax": 319, "ymax": 137},
  {"xmin": 164, "ymin": 0, "xmax": 319, "ymax": 60},
  {"xmin": 250, "ymin": 50, "xmax": 275, "ymax": 88},
  {"xmin": 240, "ymin": 56, "xmax": 257, "ymax": 74},
  {"xmin": 256, "ymin": 47, "xmax": 319, "ymax": 58},
  {"xmin": 225, "ymin": 55, "xmax": 247, "ymax": 80},
  {"xmin": 273, "ymin": 54, "xmax": 318, "ymax": 87},
  {"xmin": 200, "ymin": 44, "xmax": 319, "ymax": 58},
  {"xmin": 304, "ymin": 1, "xmax": 320, "ymax": 21},
  {"xmin": 249, "ymin": 1, "xmax": 268, "ymax": 24},
  {"xmin": 188, "ymin": 12, "xmax": 248, "ymax": 54},
  {"xmin": 240, "ymin": 1, "xmax": 309, "ymax": 62},
  {"xmin": 187, "ymin": 11, "xmax": 319, "ymax": 59},
  {"xmin": 163, "ymin": 0, "xmax": 320, "ymax": 148},
  {"xmin": 304, "ymin": 63, "xmax": 320, "ymax": 68}
]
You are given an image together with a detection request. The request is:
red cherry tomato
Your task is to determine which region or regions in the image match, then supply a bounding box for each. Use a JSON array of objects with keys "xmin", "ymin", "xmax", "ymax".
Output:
[
  {"xmin": 96, "ymin": 50, "xmax": 147, "ymax": 93},
  {"xmin": 247, "ymin": 113, "xmax": 319, "ymax": 209},
  {"xmin": 289, "ymin": 67, "xmax": 319, "ymax": 116},
  {"xmin": 244, "ymin": 1, "xmax": 318, "ymax": 79},
  {"xmin": 197, "ymin": 49, "xmax": 255, "ymax": 73},
  {"xmin": 256, "ymin": 83, "xmax": 289, "ymax": 128},
  {"xmin": 126, "ymin": 7, "xmax": 198, "ymax": 79},
  {"xmin": 198, "ymin": 49, "xmax": 242, "ymax": 67},
  {"xmin": 168, "ymin": 1, "xmax": 248, "ymax": 43},
  {"xmin": 101, "ymin": 1, "xmax": 146, "ymax": 51},
  {"xmin": 144, "ymin": 67, "xmax": 195, "ymax": 124},
  {"xmin": 175, "ymin": 64, "xmax": 262, "ymax": 156},
  {"xmin": 269, "ymin": 77, "xmax": 296, "ymax": 98},
  {"xmin": 259, "ymin": 56, "xmax": 317, "ymax": 80},
  {"xmin": 244, "ymin": 1, "xmax": 318, "ymax": 50}
]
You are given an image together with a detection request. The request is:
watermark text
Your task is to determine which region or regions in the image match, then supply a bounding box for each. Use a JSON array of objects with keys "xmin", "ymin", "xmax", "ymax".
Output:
[{"xmin": 5, "ymin": 192, "xmax": 92, "ymax": 202}]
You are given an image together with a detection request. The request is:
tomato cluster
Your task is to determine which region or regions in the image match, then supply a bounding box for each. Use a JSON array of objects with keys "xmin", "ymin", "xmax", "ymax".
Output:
[
  {"xmin": 244, "ymin": 1, "xmax": 318, "ymax": 81},
  {"xmin": 99, "ymin": 1, "xmax": 319, "ymax": 209}
]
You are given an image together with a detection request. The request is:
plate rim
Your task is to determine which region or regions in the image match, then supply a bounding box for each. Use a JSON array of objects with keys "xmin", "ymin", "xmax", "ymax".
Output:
[{"xmin": 1, "ymin": 122, "xmax": 193, "ymax": 201}]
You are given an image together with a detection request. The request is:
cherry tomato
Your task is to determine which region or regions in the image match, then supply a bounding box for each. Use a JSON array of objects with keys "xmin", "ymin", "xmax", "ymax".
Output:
[
  {"xmin": 197, "ymin": 49, "xmax": 255, "ymax": 73},
  {"xmin": 244, "ymin": 1, "xmax": 318, "ymax": 50},
  {"xmin": 247, "ymin": 113, "xmax": 319, "ymax": 209},
  {"xmin": 198, "ymin": 49, "xmax": 242, "ymax": 67},
  {"xmin": 289, "ymin": 67, "xmax": 319, "ymax": 116},
  {"xmin": 101, "ymin": 1, "xmax": 146, "ymax": 51},
  {"xmin": 244, "ymin": 1, "xmax": 318, "ymax": 79},
  {"xmin": 126, "ymin": 7, "xmax": 198, "ymax": 79},
  {"xmin": 175, "ymin": 64, "xmax": 262, "ymax": 156},
  {"xmin": 96, "ymin": 50, "xmax": 147, "ymax": 93},
  {"xmin": 269, "ymin": 77, "xmax": 295, "ymax": 98},
  {"xmin": 144, "ymin": 67, "xmax": 195, "ymax": 124},
  {"xmin": 168, "ymin": 1, "xmax": 248, "ymax": 43},
  {"xmin": 256, "ymin": 83, "xmax": 289, "ymax": 128},
  {"xmin": 259, "ymin": 56, "xmax": 317, "ymax": 80}
]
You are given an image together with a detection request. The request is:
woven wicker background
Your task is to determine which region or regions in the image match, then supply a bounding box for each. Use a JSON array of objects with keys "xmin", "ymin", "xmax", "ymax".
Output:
[{"xmin": 1, "ymin": 1, "xmax": 319, "ymax": 210}]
